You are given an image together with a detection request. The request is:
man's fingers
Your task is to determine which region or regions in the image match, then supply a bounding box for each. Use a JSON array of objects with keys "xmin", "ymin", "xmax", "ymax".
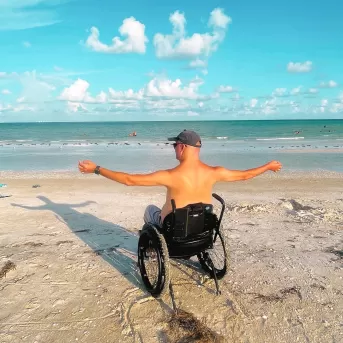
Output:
[{"xmin": 78, "ymin": 160, "xmax": 94, "ymax": 174}]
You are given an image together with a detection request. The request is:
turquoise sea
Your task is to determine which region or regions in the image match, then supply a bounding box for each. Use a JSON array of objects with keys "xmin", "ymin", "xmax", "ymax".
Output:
[{"xmin": 0, "ymin": 120, "xmax": 343, "ymax": 172}]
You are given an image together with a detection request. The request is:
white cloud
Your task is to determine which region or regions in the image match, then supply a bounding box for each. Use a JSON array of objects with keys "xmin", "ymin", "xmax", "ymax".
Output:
[
  {"xmin": 0, "ymin": 71, "xmax": 19, "ymax": 79},
  {"xmin": 85, "ymin": 17, "xmax": 148, "ymax": 54},
  {"xmin": 0, "ymin": 0, "xmax": 68, "ymax": 31},
  {"xmin": 145, "ymin": 77, "xmax": 203, "ymax": 99},
  {"xmin": 54, "ymin": 66, "xmax": 63, "ymax": 72},
  {"xmin": 1, "ymin": 89, "xmax": 11, "ymax": 95},
  {"xmin": 330, "ymin": 102, "xmax": 343, "ymax": 113},
  {"xmin": 154, "ymin": 8, "xmax": 231, "ymax": 59},
  {"xmin": 320, "ymin": 98, "xmax": 328, "ymax": 113},
  {"xmin": 188, "ymin": 59, "xmax": 207, "ymax": 69},
  {"xmin": 22, "ymin": 71, "xmax": 55, "ymax": 91},
  {"xmin": 291, "ymin": 103, "xmax": 301, "ymax": 113},
  {"xmin": 208, "ymin": 8, "xmax": 232, "ymax": 29},
  {"xmin": 55, "ymin": 75, "xmax": 210, "ymax": 115},
  {"xmin": 187, "ymin": 110, "xmax": 199, "ymax": 116},
  {"xmin": 23, "ymin": 41, "xmax": 31, "ymax": 48},
  {"xmin": 58, "ymin": 79, "xmax": 97, "ymax": 112},
  {"xmin": 67, "ymin": 102, "xmax": 89, "ymax": 113},
  {"xmin": 17, "ymin": 97, "xmax": 26, "ymax": 103},
  {"xmin": 287, "ymin": 61, "xmax": 312, "ymax": 73},
  {"xmin": 290, "ymin": 86, "xmax": 302, "ymax": 95},
  {"xmin": 189, "ymin": 75, "xmax": 204, "ymax": 86},
  {"xmin": 109, "ymin": 102, "xmax": 140, "ymax": 111},
  {"xmin": 109, "ymin": 88, "xmax": 143, "ymax": 100},
  {"xmin": 144, "ymin": 98, "xmax": 191, "ymax": 111},
  {"xmin": 321, "ymin": 99, "xmax": 328, "ymax": 107},
  {"xmin": 0, "ymin": 1, "xmax": 63, "ymax": 10},
  {"xmin": 18, "ymin": 71, "xmax": 55, "ymax": 103},
  {"xmin": 59, "ymin": 79, "xmax": 108, "ymax": 104},
  {"xmin": 308, "ymin": 88, "xmax": 318, "ymax": 94},
  {"xmin": 59, "ymin": 76, "xmax": 205, "ymax": 107},
  {"xmin": 273, "ymin": 88, "xmax": 288, "ymax": 97},
  {"xmin": 250, "ymin": 98, "xmax": 258, "ymax": 108},
  {"xmin": 319, "ymin": 80, "xmax": 338, "ymax": 88},
  {"xmin": 217, "ymin": 85, "xmax": 234, "ymax": 93},
  {"xmin": 94, "ymin": 91, "xmax": 107, "ymax": 104},
  {"xmin": 261, "ymin": 103, "xmax": 277, "ymax": 115},
  {"xmin": 232, "ymin": 93, "xmax": 240, "ymax": 101},
  {"xmin": 59, "ymin": 79, "xmax": 91, "ymax": 102},
  {"xmin": 13, "ymin": 104, "xmax": 35, "ymax": 112},
  {"xmin": 0, "ymin": 103, "xmax": 12, "ymax": 113}
]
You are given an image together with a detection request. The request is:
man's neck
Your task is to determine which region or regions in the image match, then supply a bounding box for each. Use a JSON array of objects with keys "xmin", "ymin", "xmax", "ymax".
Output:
[{"xmin": 180, "ymin": 157, "xmax": 200, "ymax": 165}]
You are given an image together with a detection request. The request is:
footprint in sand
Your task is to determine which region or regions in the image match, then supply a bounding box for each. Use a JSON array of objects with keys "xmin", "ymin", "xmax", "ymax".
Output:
[{"xmin": 53, "ymin": 299, "xmax": 66, "ymax": 307}]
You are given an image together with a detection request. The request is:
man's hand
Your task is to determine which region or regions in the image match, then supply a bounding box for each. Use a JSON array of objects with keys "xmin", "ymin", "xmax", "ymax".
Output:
[
  {"xmin": 267, "ymin": 160, "xmax": 282, "ymax": 172},
  {"xmin": 78, "ymin": 160, "xmax": 97, "ymax": 174}
]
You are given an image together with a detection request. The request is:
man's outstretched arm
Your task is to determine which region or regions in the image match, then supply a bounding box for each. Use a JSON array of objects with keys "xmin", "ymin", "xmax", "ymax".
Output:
[
  {"xmin": 214, "ymin": 160, "xmax": 282, "ymax": 182},
  {"xmin": 78, "ymin": 160, "xmax": 172, "ymax": 187}
]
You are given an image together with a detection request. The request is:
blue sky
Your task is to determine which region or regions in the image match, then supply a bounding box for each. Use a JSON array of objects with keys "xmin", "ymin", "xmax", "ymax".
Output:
[{"xmin": 0, "ymin": 0, "xmax": 342, "ymax": 122}]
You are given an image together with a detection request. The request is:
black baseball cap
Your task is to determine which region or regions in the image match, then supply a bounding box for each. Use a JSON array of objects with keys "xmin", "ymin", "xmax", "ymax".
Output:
[{"xmin": 168, "ymin": 129, "xmax": 202, "ymax": 147}]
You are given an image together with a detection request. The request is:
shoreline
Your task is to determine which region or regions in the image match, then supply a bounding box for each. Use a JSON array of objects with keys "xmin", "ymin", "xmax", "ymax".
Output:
[
  {"xmin": 1, "ymin": 169, "xmax": 343, "ymax": 179},
  {"xmin": 2, "ymin": 138, "xmax": 343, "ymax": 174}
]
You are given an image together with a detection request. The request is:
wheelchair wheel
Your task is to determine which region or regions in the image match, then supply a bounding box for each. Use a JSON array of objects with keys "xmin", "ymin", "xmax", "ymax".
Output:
[
  {"xmin": 197, "ymin": 231, "xmax": 229, "ymax": 280},
  {"xmin": 138, "ymin": 226, "xmax": 170, "ymax": 297}
]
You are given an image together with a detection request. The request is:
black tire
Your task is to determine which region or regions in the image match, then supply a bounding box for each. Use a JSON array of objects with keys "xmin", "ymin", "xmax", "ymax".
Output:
[
  {"xmin": 197, "ymin": 231, "xmax": 229, "ymax": 279},
  {"xmin": 138, "ymin": 226, "xmax": 170, "ymax": 297}
]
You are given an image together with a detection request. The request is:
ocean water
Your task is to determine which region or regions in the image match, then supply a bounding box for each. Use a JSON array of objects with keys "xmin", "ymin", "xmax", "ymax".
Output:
[{"xmin": 0, "ymin": 120, "xmax": 343, "ymax": 172}]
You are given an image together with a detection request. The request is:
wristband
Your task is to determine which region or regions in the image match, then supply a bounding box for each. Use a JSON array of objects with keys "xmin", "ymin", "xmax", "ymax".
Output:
[{"xmin": 94, "ymin": 166, "xmax": 101, "ymax": 175}]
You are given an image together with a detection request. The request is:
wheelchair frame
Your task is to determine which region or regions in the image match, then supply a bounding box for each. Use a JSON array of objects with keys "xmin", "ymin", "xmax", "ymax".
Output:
[{"xmin": 137, "ymin": 193, "xmax": 228, "ymax": 309}]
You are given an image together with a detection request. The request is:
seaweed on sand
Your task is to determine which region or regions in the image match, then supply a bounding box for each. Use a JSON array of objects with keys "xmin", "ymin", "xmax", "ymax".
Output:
[
  {"xmin": 165, "ymin": 309, "xmax": 225, "ymax": 343},
  {"xmin": 325, "ymin": 247, "xmax": 343, "ymax": 259},
  {"xmin": 254, "ymin": 286, "xmax": 302, "ymax": 302},
  {"xmin": 0, "ymin": 260, "xmax": 16, "ymax": 280}
]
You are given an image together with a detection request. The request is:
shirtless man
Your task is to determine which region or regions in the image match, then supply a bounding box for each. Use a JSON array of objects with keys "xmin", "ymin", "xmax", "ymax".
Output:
[{"xmin": 78, "ymin": 130, "xmax": 282, "ymax": 226}]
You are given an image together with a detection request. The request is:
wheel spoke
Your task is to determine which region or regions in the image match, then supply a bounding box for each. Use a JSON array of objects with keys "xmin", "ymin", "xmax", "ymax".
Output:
[{"xmin": 137, "ymin": 227, "xmax": 170, "ymax": 297}]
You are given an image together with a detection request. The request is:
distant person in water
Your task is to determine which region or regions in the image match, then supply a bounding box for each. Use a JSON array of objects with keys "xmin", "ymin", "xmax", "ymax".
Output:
[
  {"xmin": 78, "ymin": 130, "xmax": 282, "ymax": 227},
  {"xmin": 129, "ymin": 131, "xmax": 137, "ymax": 137}
]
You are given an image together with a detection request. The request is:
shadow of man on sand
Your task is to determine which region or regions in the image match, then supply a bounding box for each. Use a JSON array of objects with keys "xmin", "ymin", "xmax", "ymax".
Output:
[{"xmin": 12, "ymin": 195, "xmax": 142, "ymax": 289}]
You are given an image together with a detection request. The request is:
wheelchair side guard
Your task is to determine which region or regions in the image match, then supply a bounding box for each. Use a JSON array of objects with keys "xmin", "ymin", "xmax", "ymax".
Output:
[{"xmin": 212, "ymin": 193, "xmax": 225, "ymax": 228}]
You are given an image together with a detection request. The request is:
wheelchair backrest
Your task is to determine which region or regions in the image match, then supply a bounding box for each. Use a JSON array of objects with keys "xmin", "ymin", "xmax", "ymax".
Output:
[{"xmin": 162, "ymin": 202, "xmax": 218, "ymax": 240}]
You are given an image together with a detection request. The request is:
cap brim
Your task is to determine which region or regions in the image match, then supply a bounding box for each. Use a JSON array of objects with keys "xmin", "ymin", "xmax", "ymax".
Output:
[{"xmin": 167, "ymin": 137, "xmax": 178, "ymax": 141}]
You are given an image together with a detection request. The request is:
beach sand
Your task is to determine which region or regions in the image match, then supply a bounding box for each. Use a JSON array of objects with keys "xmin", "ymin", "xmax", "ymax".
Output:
[{"xmin": 0, "ymin": 172, "xmax": 342, "ymax": 343}]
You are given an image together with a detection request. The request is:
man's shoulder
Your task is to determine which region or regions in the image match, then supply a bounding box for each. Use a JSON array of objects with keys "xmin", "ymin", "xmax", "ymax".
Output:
[
  {"xmin": 169, "ymin": 162, "xmax": 217, "ymax": 175},
  {"xmin": 200, "ymin": 162, "xmax": 218, "ymax": 172}
]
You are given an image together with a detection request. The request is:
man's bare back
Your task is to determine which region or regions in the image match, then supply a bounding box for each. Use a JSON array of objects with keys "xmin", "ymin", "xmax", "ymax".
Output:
[
  {"xmin": 78, "ymin": 130, "xmax": 282, "ymax": 225},
  {"xmin": 161, "ymin": 161, "xmax": 218, "ymax": 221}
]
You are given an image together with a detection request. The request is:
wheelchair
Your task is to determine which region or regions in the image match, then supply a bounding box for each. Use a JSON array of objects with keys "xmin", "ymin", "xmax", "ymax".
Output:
[{"xmin": 137, "ymin": 193, "xmax": 229, "ymax": 307}]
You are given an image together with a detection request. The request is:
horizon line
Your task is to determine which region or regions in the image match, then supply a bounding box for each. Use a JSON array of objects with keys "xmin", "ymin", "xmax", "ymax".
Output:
[{"xmin": 1, "ymin": 118, "xmax": 343, "ymax": 124}]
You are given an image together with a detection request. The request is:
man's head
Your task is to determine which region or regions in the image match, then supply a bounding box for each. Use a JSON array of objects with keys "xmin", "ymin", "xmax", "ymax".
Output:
[{"xmin": 168, "ymin": 130, "xmax": 202, "ymax": 161}]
